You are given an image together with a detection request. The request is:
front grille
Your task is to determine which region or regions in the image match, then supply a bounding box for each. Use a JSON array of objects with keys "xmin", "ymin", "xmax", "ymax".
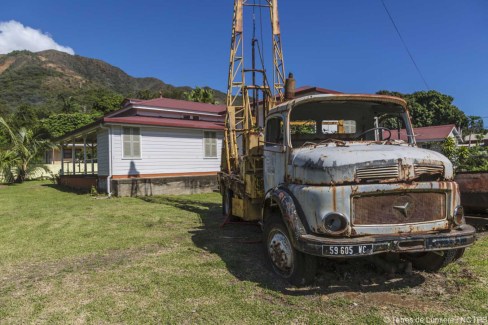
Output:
[
  {"xmin": 352, "ymin": 192, "xmax": 446, "ymax": 225},
  {"xmin": 414, "ymin": 164, "xmax": 444, "ymax": 177},
  {"xmin": 356, "ymin": 165, "xmax": 399, "ymax": 180}
]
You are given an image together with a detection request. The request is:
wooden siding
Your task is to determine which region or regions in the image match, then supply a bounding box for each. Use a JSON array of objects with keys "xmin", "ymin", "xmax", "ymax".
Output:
[
  {"xmin": 112, "ymin": 171, "xmax": 217, "ymax": 179},
  {"xmin": 110, "ymin": 125, "xmax": 223, "ymax": 176},
  {"xmin": 97, "ymin": 128, "xmax": 110, "ymax": 176}
]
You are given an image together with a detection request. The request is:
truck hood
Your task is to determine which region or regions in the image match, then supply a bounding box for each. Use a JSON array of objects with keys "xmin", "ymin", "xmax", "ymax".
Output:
[{"xmin": 290, "ymin": 144, "xmax": 453, "ymax": 185}]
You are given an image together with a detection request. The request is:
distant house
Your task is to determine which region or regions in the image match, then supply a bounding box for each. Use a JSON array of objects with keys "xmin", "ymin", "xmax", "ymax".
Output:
[
  {"xmin": 388, "ymin": 124, "xmax": 463, "ymax": 152},
  {"xmin": 55, "ymin": 97, "xmax": 225, "ymax": 196},
  {"xmin": 463, "ymin": 133, "xmax": 488, "ymax": 147}
]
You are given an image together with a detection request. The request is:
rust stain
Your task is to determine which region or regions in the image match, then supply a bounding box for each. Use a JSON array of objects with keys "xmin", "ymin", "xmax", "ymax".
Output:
[{"xmin": 332, "ymin": 186, "xmax": 337, "ymax": 211}]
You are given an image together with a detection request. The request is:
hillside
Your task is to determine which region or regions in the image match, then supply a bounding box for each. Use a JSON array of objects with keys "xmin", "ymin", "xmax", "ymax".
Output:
[{"xmin": 0, "ymin": 50, "xmax": 225, "ymax": 114}]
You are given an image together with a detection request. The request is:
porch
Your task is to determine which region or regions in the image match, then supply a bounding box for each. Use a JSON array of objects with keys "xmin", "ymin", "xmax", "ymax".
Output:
[{"xmin": 57, "ymin": 129, "xmax": 99, "ymax": 192}]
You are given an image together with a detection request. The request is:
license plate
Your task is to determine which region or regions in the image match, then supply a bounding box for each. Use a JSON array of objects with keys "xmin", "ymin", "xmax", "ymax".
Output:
[{"xmin": 322, "ymin": 244, "xmax": 374, "ymax": 256}]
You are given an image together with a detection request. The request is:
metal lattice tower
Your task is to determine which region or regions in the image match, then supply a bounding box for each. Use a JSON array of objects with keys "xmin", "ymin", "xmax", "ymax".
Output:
[{"xmin": 223, "ymin": 0, "xmax": 286, "ymax": 174}]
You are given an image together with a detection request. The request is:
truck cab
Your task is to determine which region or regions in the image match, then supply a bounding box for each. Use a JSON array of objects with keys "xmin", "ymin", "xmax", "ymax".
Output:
[{"xmin": 261, "ymin": 94, "xmax": 476, "ymax": 285}]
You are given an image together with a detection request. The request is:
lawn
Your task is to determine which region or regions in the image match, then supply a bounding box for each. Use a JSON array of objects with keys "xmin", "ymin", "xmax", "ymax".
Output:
[{"xmin": 0, "ymin": 181, "xmax": 487, "ymax": 324}]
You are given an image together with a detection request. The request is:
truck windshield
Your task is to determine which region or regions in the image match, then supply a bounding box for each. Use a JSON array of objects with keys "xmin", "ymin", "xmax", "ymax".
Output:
[{"xmin": 289, "ymin": 100, "xmax": 413, "ymax": 147}]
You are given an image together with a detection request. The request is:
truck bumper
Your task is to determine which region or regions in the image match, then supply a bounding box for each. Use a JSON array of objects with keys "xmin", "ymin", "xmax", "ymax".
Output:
[{"xmin": 296, "ymin": 224, "xmax": 476, "ymax": 257}]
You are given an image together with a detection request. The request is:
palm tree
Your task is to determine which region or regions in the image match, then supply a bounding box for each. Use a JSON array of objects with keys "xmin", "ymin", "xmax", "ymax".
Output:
[
  {"xmin": 183, "ymin": 87, "xmax": 216, "ymax": 104},
  {"xmin": 0, "ymin": 150, "xmax": 18, "ymax": 183},
  {"xmin": 0, "ymin": 117, "xmax": 51, "ymax": 183}
]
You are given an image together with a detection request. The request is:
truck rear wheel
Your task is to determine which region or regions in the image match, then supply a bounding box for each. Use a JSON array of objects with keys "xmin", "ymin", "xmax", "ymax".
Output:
[
  {"xmin": 408, "ymin": 248, "xmax": 465, "ymax": 272},
  {"xmin": 263, "ymin": 214, "xmax": 317, "ymax": 286}
]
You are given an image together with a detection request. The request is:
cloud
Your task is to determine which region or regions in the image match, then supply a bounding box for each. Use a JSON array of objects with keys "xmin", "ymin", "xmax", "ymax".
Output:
[{"xmin": 0, "ymin": 20, "xmax": 74, "ymax": 55}]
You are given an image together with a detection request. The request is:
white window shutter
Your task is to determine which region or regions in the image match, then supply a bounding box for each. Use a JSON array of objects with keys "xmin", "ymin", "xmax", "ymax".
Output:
[{"xmin": 123, "ymin": 127, "xmax": 141, "ymax": 158}]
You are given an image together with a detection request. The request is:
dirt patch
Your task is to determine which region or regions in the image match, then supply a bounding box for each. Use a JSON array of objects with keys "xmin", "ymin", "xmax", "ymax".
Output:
[
  {"xmin": 0, "ymin": 57, "xmax": 15, "ymax": 74},
  {"xmin": 0, "ymin": 244, "xmax": 172, "ymax": 292}
]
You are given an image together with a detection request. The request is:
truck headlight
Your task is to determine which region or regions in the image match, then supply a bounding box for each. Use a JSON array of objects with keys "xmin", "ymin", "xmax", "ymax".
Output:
[
  {"xmin": 323, "ymin": 213, "xmax": 349, "ymax": 235},
  {"xmin": 453, "ymin": 206, "xmax": 465, "ymax": 226}
]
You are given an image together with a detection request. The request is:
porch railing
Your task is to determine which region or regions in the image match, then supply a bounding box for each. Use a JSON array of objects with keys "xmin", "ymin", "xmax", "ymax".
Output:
[{"xmin": 61, "ymin": 159, "xmax": 98, "ymax": 176}]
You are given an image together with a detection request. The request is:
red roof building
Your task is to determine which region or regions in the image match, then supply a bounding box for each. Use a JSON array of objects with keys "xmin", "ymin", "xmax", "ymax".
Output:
[
  {"xmin": 386, "ymin": 124, "xmax": 462, "ymax": 152},
  {"xmin": 54, "ymin": 96, "xmax": 226, "ymax": 196},
  {"xmin": 388, "ymin": 124, "xmax": 462, "ymax": 143}
]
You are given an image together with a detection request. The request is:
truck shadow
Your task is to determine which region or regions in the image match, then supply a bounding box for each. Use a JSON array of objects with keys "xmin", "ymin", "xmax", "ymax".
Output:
[{"xmin": 141, "ymin": 196, "xmax": 426, "ymax": 295}]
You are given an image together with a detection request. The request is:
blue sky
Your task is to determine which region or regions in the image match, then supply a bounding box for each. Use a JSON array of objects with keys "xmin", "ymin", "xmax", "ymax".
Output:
[{"xmin": 1, "ymin": 0, "xmax": 487, "ymax": 120}]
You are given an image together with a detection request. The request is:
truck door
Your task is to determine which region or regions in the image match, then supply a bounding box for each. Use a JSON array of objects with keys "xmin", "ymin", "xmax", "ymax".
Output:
[{"xmin": 264, "ymin": 116, "xmax": 286, "ymax": 191}]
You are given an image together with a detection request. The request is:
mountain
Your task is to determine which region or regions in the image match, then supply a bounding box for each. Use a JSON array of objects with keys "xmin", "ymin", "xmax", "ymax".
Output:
[{"xmin": 0, "ymin": 50, "xmax": 225, "ymax": 114}]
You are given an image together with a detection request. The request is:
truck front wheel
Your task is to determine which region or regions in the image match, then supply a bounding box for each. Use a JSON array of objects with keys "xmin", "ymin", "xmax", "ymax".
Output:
[
  {"xmin": 407, "ymin": 248, "xmax": 465, "ymax": 272},
  {"xmin": 263, "ymin": 214, "xmax": 317, "ymax": 286}
]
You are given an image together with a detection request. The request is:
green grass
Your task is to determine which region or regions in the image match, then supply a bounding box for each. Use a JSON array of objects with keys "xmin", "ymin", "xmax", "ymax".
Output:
[{"xmin": 0, "ymin": 181, "xmax": 487, "ymax": 324}]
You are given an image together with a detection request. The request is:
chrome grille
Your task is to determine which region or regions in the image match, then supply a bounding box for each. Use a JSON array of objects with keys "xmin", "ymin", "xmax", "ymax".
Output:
[
  {"xmin": 353, "ymin": 192, "xmax": 446, "ymax": 225},
  {"xmin": 356, "ymin": 165, "xmax": 399, "ymax": 180},
  {"xmin": 414, "ymin": 164, "xmax": 444, "ymax": 177}
]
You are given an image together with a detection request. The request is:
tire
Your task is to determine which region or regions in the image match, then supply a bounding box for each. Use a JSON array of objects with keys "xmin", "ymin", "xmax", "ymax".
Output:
[
  {"xmin": 263, "ymin": 214, "xmax": 317, "ymax": 286},
  {"xmin": 222, "ymin": 189, "xmax": 232, "ymax": 217},
  {"xmin": 408, "ymin": 248, "xmax": 464, "ymax": 272},
  {"xmin": 453, "ymin": 248, "xmax": 466, "ymax": 262}
]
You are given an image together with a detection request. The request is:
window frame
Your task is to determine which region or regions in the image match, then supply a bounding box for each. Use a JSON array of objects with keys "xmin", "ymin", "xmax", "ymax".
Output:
[
  {"xmin": 203, "ymin": 131, "xmax": 218, "ymax": 159},
  {"xmin": 265, "ymin": 116, "xmax": 285, "ymax": 146},
  {"xmin": 122, "ymin": 127, "xmax": 142, "ymax": 159}
]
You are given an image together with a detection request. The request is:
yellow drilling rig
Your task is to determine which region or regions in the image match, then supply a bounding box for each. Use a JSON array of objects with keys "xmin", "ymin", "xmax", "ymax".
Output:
[{"xmin": 219, "ymin": 0, "xmax": 288, "ymax": 220}]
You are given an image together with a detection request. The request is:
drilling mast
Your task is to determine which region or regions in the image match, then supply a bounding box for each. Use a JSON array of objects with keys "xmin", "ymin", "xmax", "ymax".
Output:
[{"xmin": 220, "ymin": 0, "xmax": 286, "ymax": 220}]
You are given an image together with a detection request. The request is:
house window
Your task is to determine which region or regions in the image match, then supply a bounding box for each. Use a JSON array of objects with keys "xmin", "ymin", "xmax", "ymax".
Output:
[
  {"xmin": 123, "ymin": 127, "xmax": 141, "ymax": 158},
  {"xmin": 204, "ymin": 131, "xmax": 217, "ymax": 158}
]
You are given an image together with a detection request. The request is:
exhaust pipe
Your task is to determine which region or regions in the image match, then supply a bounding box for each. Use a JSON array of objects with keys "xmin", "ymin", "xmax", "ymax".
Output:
[{"xmin": 284, "ymin": 72, "xmax": 296, "ymax": 100}]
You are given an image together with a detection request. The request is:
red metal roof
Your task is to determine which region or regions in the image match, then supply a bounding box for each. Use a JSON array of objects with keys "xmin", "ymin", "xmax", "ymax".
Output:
[
  {"xmin": 103, "ymin": 116, "xmax": 224, "ymax": 131},
  {"xmin": 387, "ymin": 124, "xmax": 458, "ymax": 142},
  {"xmin": 134, "ymin": 97, "xmax": 226, "ymax": 114}
]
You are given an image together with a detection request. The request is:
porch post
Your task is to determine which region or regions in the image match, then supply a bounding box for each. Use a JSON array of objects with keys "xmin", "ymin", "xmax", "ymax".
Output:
[
  {"xmin": 60, "ymin": 143, "xmax": 64, "ymax": 176},
  {"xmin": 83, "ymin": 135, "xmax": 87, "ymax": 175},
  {"xmin": 91, "ymin": 141, "xmax": 95, "ymax": 175},
  {"xmin": 72, "ymin": 138, "xmax": 76, "ymax": 175}
]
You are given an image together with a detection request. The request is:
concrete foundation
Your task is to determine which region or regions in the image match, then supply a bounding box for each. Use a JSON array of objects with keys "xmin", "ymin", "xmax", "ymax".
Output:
[{"xmin": 111, "ymin": 175, "xmax": 219, "ymax": 197}]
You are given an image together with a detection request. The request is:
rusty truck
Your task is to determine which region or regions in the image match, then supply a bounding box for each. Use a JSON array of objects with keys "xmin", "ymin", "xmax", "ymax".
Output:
[{"xmin": 218, "ymin": 0, "xmax": 476, "ymax": 285}]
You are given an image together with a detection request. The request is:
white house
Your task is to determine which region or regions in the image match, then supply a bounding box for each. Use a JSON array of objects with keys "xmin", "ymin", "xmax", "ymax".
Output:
[{"xmin": 56, "ymin": 97, "xmax": 225, "ymax": 196}]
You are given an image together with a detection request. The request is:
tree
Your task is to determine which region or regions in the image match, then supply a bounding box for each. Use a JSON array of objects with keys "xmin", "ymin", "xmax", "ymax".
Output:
[
  {"xmin": 0, "ymin": 117, "xmax": 52, "ymax": 183},
  {"xmin": 183, "ymin": 87, "xmax": 215, "ymax": 104},
  {"xmin": 40, "ymin": 113, "xmax": 99, "ymax": 139},
  {"xmin": 161, "ymin": 88, "xmax": 186, "ymax": 100},
  {"xmin": 91, "ymin": 91, "xmax": 124, "ymax": 114},
  {"xmin": 132, "ymin": 89, "xmax": 159, "ymax": 100},
  {"xmin": 466, "ymin": 116, "xmax": 485, "ymax": 146},
  {"xmin": 441, "ymin": 137, "xmax": 488, "ymax": 172},
  {"xmin": 58, "ymin": 94, "xmax": 79, "ymax": 113},
  {"xmin": 0, "ymin": 150, "xmax": 19, "ymax": 183},
  {"xmin": 11, "ymin": 104, "xmax": 39, "ymax": 129},
  {"xmin": 376, "ymin": 90, "xmax": 467, "ymax": 128}
]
